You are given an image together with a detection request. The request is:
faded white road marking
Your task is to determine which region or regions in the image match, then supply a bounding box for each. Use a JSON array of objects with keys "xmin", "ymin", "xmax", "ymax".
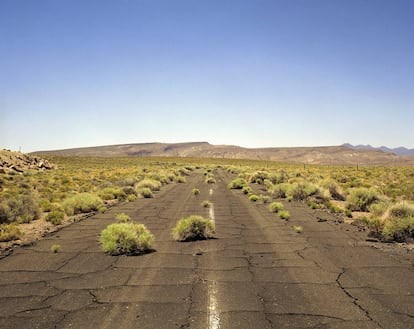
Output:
[
  {"xmin": 208, "ymin": 281, "xmax": 220, "ymax": 329},
  {"xmin": 209, "ymin": 188, "xmax": 213, "ymax": 196},
  {"xmin": 209, "ymin": 204, "xmax": 215, "ymax": 221}
]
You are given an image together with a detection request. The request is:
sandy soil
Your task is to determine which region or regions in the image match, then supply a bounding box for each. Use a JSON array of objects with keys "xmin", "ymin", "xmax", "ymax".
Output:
[{"xmin": 0, "ymin": 170, "xmax": 412, "ymax": 328}]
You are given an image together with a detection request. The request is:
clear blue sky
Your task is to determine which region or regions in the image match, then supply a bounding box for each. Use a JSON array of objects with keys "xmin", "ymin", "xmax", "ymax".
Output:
[{"xmin": 1, "ymin": 0, "xmax": 413, "ymax": 152}]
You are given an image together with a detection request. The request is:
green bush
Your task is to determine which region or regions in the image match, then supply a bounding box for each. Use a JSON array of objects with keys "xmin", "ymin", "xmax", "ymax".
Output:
[
  {"xmin": 249, "ymin": 171, "xmax": 269, "ymax": 184},
  {"xmin": 346, "ymin": 187, "xmax": 380, "ymax": 212},
  {"xmin": 172, "ymin": 215, "xmax": 215, "ymax": 241},
  {"xmin": 228, "ymin": 178, "xmax": 248, "ymax": 189},
  {"xmin": 279, "ymin": 210, "xmax": 290, "ymax": 220},
  {"xmin": 127, "ymin": 194, "xmax": 137, "ymax": 202},
  {"xmin": 45, "ymin": 210, "xmax": 64, "ymax": 225},
  {"xmin": 242, "ymin": 186, "xmax": 253, "ymax": 195},
  {"xmin": 175, "ymin": 176, "xmax": 186, "ymax": 183},
  {"xmin": 138, "ymin": 188, "xmax": 153, "ymax": 198},
  {"xmin": 51, "ymin": 244, "xmax": 61, "ymax": 253},
  {"xmin": 0, "ymin": 223, "xmax": 22, "ymax": 242},
  {"xmin": 382, "ymin": 203, "xmax": 414, "ymax": 242},
  {"xmin": 98, "ymin": 187, "xmax": 126, "ymax": 201},
  {"xmin": 62, "ymin": 193, "xmax": 104, "ymax": 216},
  {"xmin": 98, "ymin": 206, "xmax": 108, "ymax": 213},
  {"xmin": 205, "ymin": 176, "xmax": 216, "ymax": 184},
  {"xmin": 249, "ymin": 194, "xmax": 259, "ymax": 202},
  {"xmin": 0, "ymin": 194, "xmax": 40, "ymax": 224},
  {"xmin": 100, "ymin": 223, "xmax": 154, "ymax": 255},
  {"xmin": 192, "ymin": 188, "xmax": 200, "ymax": 195},
  {"xmin": 269, "ymin": 202, "xmax": 284, "ymax": 213},
  {"xmin": 270, "ymin": 183, "xmax": 293, "ymax": 199},
  {"xmin": 116, "ymin": 212, "xmax": 131, "ymax": 223},
  {"xmin": 201, "ymin": 200, "xmax": 212, "ymax": 208},
  {"xmin": 135, "ymin": 179, "xmax": 162, "ymax": 191}
]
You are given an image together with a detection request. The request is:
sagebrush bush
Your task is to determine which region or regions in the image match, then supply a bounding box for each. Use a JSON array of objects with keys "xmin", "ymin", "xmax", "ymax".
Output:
[
  {"xmin": 138, "ymin": 187, "xmax": 153, "ymax": 198},
  {"xmin": 100, "ymin": 223, "xmax": 154, "ymax": 255},
  {"xmin": 62, "ymin": 193, "xmax": 104, "ymax": 216},
  {"xmin": 242, "ymin": 186, "xmax": 253, "ymax": 195},
  {"xmin": 228, "ymin": 178, "xmax": 248, "ymax": 189},
  {"xmin": 0, "ymin": 223, "xmax": 22, "ymax": 242},
  {"xmin": 116, "ymin": 212, "xmax": 131, "ymax": 223},
  {"xmin": 201, "ymin": 200, "xmax": 211, "ymax": 208},
  {"xmin": 249, "ymin": 194, "xmax": 259, "ymax": 202},
  {"xmin": 192, "ymin": 188, "xmax": 200, "ymax": 195},
  {"xmin": 382, "ymin": 203, "xmax": 414, "ymax": 242},
  {"xmin": 98, "ymin": 187, "xmax": 126, "ymax": 201},
  {"xmin": 269, "ymin": 202, "xmax": 284, "ymax": 213},
  {"xmin": 270, "ymin": 183, "xmax": 293, "ymax": 199},
  {"xmin": 135, "ymin": 179, "xmax": 162, "ymax": 191},
  {"xmin": 172, "ymin": 215, "xmax": 215, "ymax": 241},
  {"xmin": 346, "ymin": 187, "xmax": 380, "ymax": 212},
  {"xmin": 279, "ymin": 210, "xmax": 290, "ymax": 220},
  {"xmin": 45, "ymin": 210, "xmax": 64, "ymax": 225},
  {"xmin": 0, "ymin": 194, "xmax": 40, "ymax": 224},
  {"xmin": 249, "ymin": 171, "xmax": 269, "ymax": 184},
  {"xmin": 51, "ymin": 244, "xmax": 61, "ymax": 253}
]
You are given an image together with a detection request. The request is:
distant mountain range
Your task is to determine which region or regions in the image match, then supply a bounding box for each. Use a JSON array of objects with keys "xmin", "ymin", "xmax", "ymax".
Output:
[
  {"xmin": 342, "ymin": 143, "xmax": 414, "ymax": 156},
  {"xmin": 33, "ymin": 142, "xmax": 414, "ymax": 165}
]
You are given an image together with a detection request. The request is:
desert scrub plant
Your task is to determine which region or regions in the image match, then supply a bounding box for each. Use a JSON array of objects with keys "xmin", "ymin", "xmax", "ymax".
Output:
[
  {"xmin": 293, "ymin": 225, "xmax": 303, "ymax": 233},
  {"xmin": 249, "ymin": 171, "xmax": 269, "ymax": 184},
  {"xmin": 98, "ymin": 187, "xmax": 126, "ymax": 201},
  {"xmin": 45, "ymin": 210, "xmax": 65, "ymax": 225},
  {"xmin": 51, "ymin": 244, "xmax": 61, "ymax": 253},
  {"xmin": 0, "ymin": 223, "xmax": 22, "ymax": 242},
  {"xmin": 127, "ymin": 194, "xmax": 137, "ymax": 202},
  {"xmin": 175, "ymin": 176, "xmax": 186, "ymax": 183},
  {"xmin": 201, "ymin": 200, "xmax": 212, "ymax": 208},
  {"xmin": 228, "ymin": 178, "xmax": 248, "ymax": 189},
  {"xmin": 192, "ymin": 188, "xmax": 200, "ymax": 195},
  {"xmin": 270, "ymin": 183, "xmax": 293, "ymax": 199},
  {"xmin": 269, "ymin": 202, "xmax": 284, "ymax": 213},
  {"xmin": 100, "ymin": 223, "xmax": 154, "ymax": 255},
  {"xmin": 137, "ymin": 187, "xmax": 153, "ymax": 198},
  {"xmin": 135, "ymin": 178, "xmax": 162, "ymax": 191},
  {"xmin": 279, "ymin": 210, "xmax": 291, "ymax": 220},
  {"xmin": 98, "ymin": 206, "xmax": 108, "ymax": 213},
  {"xmin": 249, "ymin": 194, "xmax": 259, "ymax": 202},
  {"xmin": 261, "ymin": 195, "xmax": 271, "ymax": 203},
  {"xmin": 346, "ymin": 187, "xmax": 381, "ymax": 212},
  {"xmin": 381, "ymin": 203, "xmax": 414, "ymax": 242},
  {"xmin": 205, "ymin": 176, "xmax": 216, "ymax": 184},
  {"xmin": 116, "ymin": 213, "xmax": 131, "ymax": 223},
  {"xmin": 242, "ymin": 186, "xmax": 253, "ymax": 195},
  {"xmin": 62, "ymin": 193, "xmax": 104, "ymax": 216},
  {"xmin": 172, "ymin": 215, "xmax": 215, "ymax": 241},
  {"xmin": 0, "ymin": 194, "xmax": 40, "ymax": 224}
]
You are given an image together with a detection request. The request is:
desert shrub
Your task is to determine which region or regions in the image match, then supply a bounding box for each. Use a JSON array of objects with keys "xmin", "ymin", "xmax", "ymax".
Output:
[
  {"xmin": 51, "ymin": 244, "xmax": 61, "ymax": 253},
  {"xmin": 98, "ymin": 206, "xmax": 108, "ymax": 213},
  {"xmin": 249, "ymin": 171, "xmax": 269, "ymax": 184},
  {"xmin": 175, "ymin": 176, "xmax": 186, "ymax": 183},
  {"xmin": 0, "ymin": 223, "xmax": 22, "ymax": 242},
  {"xmin": 381, "ymin": 203, "xmax": 414, "ymax": 242},
  {"xmin": 0, "ymin": 194, "xmax": 40, "ymax": 224},
  {"xmin": 138, "ymin": 188, "xmax": 153, "ymax": 198},
  {"xmin": 62, "ymin": 193, "xmax": 104, "ymax": 216},
  {"xmin": 45, "ymin": 210, "xmax": 64, "ymax": 225},
  {"xmin": 369, "ymin": 202, "xmax": 389, "ymax": 217},
  {"xmin": 270, "ymin": 183, "xmax": 293, "ymax": 199},
  {"xmin": 121, "ymin": 186, "xmax": 138, "ymax": 197},
  {"xmin": 249, "ymin": 194, "xmax": 259, "ymax": 202},
  {"xmin": 135, "ymin": 179, "xmax": 162, "ymax": 191},
  {"xmin": 289, "ymin": 182, "xmax": 319, "ymax": 201},
  {"xmin": 261, "ymin": 195, "xmax": 271, "ymax": 203},
  {"xmin": 201, "ymin": 200, "xmax": 212, "ymax": 208},
  {"xmin": 205, "ymin": 176, "xmax": 216, "ymax": 184},
  {"xmin": 127, "ymin": 194, "xmax": 137, "ymax": 202},
  {"xmin": 345, "ymin": 209, "xmax": 353, "ymax": 218},
  {"xmin": 242, "ymin": 186, "xmax": 253, "ymax": 195},
  {"xmin": 116, "ymin": 213, "xmax": 131, "ymax": 223},
  {"xmin": 346, "ymin": 187, "xmax": 380, "ymax": 212},
  {"xmin": 38, "ymin": 199, "xmax": 53, "ymax": 212},
  {"xmin": 98, "ymin": 187, "xmax": 127, "ymax": 201},
  {"xmin": 172, "ymin": 215, "xmax": 215, "ymax": 241},
  {"xmin": 269, "ymin": 202, "xmax": 284, "ymax": 213},
  {"xmin": 293, "ymin": 225, "xmax": 303, "ymax": 233},
  {"xmin": 321, "ymin": 179, "xmax": 345, "ymax": 201},
  {"xmin": 279, "ymin": 210, "xmax": 290, "ymax": 220},
  {"xmin": 192, "ymin": 188, "xmax": 200, "ymax": 195},
  {"xmin": 307, "ymin": 200, "xmax": 322, "ymax": 209},
  {"xmin": 100, "ymin": 222, "xmax": 154, "ymax": 255},
  {"xmin": 228, "ymin": 178, "xmax": 248, "ymax": 189}
]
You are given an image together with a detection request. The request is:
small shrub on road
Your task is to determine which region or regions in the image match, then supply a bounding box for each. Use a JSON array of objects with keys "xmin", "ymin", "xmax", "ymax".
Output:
[
  {"xmin": 192, "ymin": 188, "xmax": 200, "ymax": 195},
  {"xmin": 279, "ymin": 210, "xmax": 290, "ymax": 220},
  {"xmin": 172, "ymin": 215, "xmax": 215, "ymax": 241},
  {"xmin": 116, "ymin": 213, "xmax": 131, "ymax": 223},
  {"xmin": 51, "ymin": 244, "xmax": 61, "ymax": 253},
  {"xmin": 269, "ymin": 202, "xmax": 284, "ymax": 213},
  {"xmin": 100, "ymin": 223, "xmax": 154, "ymax": 255},
  {"xmin": 249, "ymin": 194, "xmax": 259, "ymax": 202},
  {"xmin": 228, "ymin": 178, "xmax": 248, "ymax": 189},
  {"xmin": 293, "ymin": 225, "xmax": 303, "ymax": 233},
  {"xmin": 201, "ymin": 200, "xmax": 212, "ymax": 208}
]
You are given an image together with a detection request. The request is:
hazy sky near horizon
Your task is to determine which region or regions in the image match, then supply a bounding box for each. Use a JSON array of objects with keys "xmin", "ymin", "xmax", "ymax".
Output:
[{"xmin": 1, "ymin": 0, "xmax": 414, "ymax": 152}]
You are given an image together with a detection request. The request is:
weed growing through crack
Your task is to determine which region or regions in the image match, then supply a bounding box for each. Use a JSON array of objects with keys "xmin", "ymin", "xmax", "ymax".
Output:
[
  {"xmin": 172, "ymin": 215, "xmax": 215, "ymax": 241},
  {"xmin": 192, "ymin": 188, "xmax": 200, "ymax": 195},
  {"xmin": 293, "ymin": 225, "xmax": 303, "ymax": 233},
  {"xmin": 279, "ymin": 210, "xmax": 290, "ymax": 220},
  {"xmin": 116, "ymin": 213, "xmax": 131, "ymax": 223},
  {"xmin": 51, "ymin": 244, "xmax": 61, "ymax": 253},
  {"xmin": 201, "ymin": 200, "xmax": 212, "ymax": 208},
  {"xmin": 269, "ymin": 202, "xmax": 284, "ymax": 213}
]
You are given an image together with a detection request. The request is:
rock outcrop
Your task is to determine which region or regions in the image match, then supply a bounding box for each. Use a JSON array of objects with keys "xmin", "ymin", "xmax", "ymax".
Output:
[{"xmin": 0, "ymin": 150, "xmax": 55, "ymax": 174}]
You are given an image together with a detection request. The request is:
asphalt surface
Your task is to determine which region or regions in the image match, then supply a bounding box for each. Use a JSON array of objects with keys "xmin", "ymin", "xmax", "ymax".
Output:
[{"xmin": 0, "ymin": 170, "xmax": 413, "ymax": 328}]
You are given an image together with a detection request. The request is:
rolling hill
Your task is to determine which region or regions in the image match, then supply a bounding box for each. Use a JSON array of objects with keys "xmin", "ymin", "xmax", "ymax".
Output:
[{"xmin": 33, "ymin": 142, "xmax": 414, "ymax": 165}]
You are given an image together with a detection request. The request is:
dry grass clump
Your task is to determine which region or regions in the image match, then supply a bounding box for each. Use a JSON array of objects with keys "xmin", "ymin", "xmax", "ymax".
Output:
[
  {"xmin": 45, "ymin": 210, "xmax": 65, "ymax": 225},
  {"xmin": 116, "ymin": 212, "xmax": 131, "ymax": 223},
  {"xmin": 135, "ymin": 178, "xmax": 162, "ymax": 192},
  {"xmin": 0, "ymin": 223, "xmax": 22, "ymax": 242},
  {"xmin": 100, "ymin": 222, "xmax": 154, "ymax": 255},
  {"xmin": 62, "ymin": 193, "xmax": 104, "ymax": 216},
  {"xmin": 172, "ymin": 215, "xmax": 215, "ymax": 241},
  {"xmin": 268, "ymin": 202, "xmax": 284, "ymax": 213},
  {"xmin": 228, "ymin": 178, "xmax": 248, "ymax": 189},
  {"xmin": 346, "ymin": 187, "xmax": 381, "ymax": 212},
  {"xmin": 0, "ymin": 194, "xmax": 40, "ymax": 224}
]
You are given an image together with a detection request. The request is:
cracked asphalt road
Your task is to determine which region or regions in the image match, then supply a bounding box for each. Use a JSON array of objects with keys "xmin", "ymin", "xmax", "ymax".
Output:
[{"xmin": 0, "ymin": 170, "xmax": 413, "ymax": 328}]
